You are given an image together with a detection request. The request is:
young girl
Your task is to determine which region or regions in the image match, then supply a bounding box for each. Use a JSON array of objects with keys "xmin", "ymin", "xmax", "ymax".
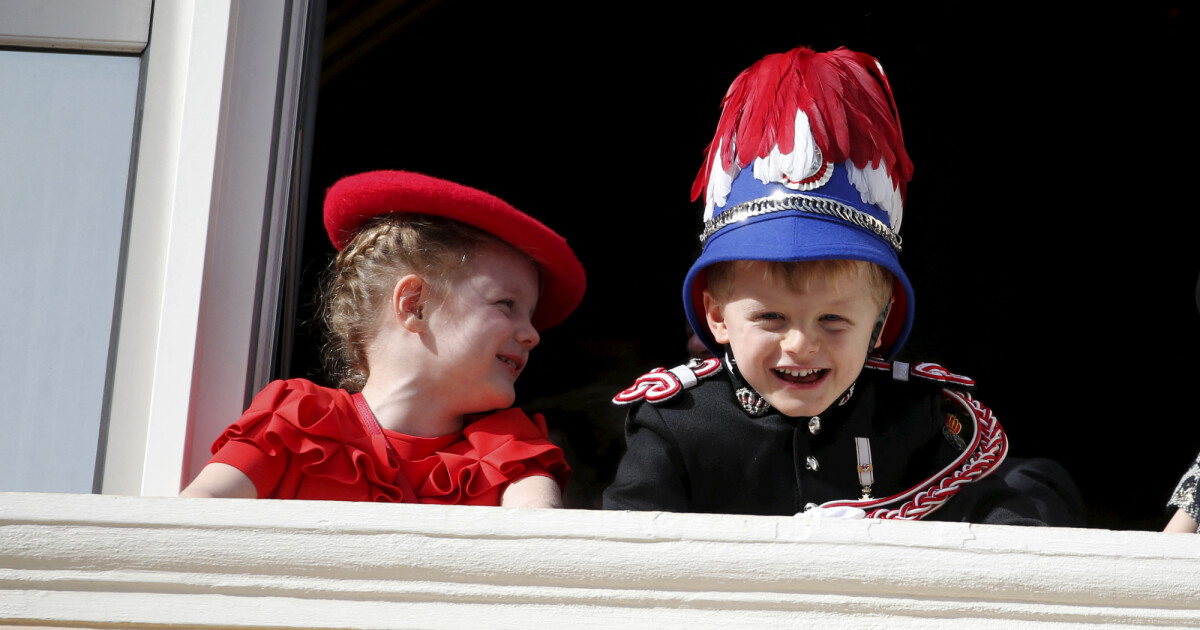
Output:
[{"xmin": 180, "ymin": 170, "xmax": 585, "ymax": 507}]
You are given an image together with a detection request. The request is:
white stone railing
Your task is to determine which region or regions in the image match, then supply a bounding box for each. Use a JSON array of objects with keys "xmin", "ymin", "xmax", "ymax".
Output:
[{"xmin": 1, "ymin": 492, "xmax": 1198, "ymax": 628}]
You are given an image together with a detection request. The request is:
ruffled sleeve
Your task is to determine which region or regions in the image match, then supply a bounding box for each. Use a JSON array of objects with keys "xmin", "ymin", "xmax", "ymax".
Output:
[
  {"xmin": 207, "ymin": 379, "xmax": 408, "ymax": 501},
  {"xmin": 410, "ymin": 408, "xmax": 571, "ymax": 505}
]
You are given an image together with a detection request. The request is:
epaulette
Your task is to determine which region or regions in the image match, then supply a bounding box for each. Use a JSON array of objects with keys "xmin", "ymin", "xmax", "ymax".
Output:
[
  {"xmin": 865, "ymin": 358, "xmax": 980, "ymax": 456},
  {"xmin": 612, "ymin": 357, "xmax": 723, "ymax": 406},
  {"xmin": 863, "ymin": 358, "xmax": 976, "ymax": 390}
]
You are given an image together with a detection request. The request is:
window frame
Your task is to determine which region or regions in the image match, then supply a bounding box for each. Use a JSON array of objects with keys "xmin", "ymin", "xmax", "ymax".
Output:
[{"xmin": 100, "ymin": 0, "xmax": 318, "ymax": 495}]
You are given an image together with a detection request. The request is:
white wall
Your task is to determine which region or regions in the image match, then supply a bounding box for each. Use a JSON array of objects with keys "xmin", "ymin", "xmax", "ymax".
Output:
[{"xmin": 1, "ymin": 492, "xmax": 1198, "ymax": 629}]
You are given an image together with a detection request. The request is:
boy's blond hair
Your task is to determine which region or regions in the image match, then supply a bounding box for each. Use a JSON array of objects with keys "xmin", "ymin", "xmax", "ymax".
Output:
[{"xmin": 706, "ymin": 259, "xmax": 893, "ymax": 310}]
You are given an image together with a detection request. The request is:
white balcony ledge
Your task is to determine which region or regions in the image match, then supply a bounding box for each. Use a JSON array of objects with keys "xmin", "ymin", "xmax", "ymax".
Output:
[{"xmin": 1, "ymin": 492, "xmax": 1198, "ymax": 629}]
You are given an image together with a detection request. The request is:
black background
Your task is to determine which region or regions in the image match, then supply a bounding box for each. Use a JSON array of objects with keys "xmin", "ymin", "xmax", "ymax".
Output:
[{"xmin": 289, "ymin": 1, "xmax": 1199, "ymax": 530}]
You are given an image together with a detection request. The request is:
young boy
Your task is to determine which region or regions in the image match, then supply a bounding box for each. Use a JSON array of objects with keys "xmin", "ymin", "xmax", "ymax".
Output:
[{"xmin": 602, "ymin": 46, "xmax": 1044, "ymax": 524}]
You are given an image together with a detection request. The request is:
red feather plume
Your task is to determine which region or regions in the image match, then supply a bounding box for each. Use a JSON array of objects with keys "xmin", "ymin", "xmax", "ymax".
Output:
[{"xmin": 691, "ymin": 47, "xmax": 913, "ymax": 206}]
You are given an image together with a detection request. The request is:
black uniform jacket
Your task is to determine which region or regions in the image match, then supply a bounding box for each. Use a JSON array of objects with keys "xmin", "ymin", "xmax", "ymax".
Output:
[{"xmin": 602, "ymin": 361, "xmax": 1044, "ymax": 526}]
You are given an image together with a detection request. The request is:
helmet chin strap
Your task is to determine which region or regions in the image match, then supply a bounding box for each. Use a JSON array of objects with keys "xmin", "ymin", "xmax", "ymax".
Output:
[
  {"xmin": 723, "ymin": 345, "xmax": 745, "ymax": 384},
  {"xmin": 866, "ymin": 302, "xmax": 892, "ymax": 359},
  {"xmin": 723, "ymin": 345, "xmax": 771, "ymax": 417}
]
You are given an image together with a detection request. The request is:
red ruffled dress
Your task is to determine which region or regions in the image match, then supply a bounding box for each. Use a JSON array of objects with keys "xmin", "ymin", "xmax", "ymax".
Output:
[{"xmin": 206, "ymin": 379, "xmax": 570, "ymax": 504}]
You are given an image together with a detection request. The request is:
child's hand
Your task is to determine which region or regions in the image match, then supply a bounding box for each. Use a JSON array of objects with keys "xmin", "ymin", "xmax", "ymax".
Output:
[
  {"xmin": 794, "ymin": 505, "xmax": 866, "ymax": 519},
  {"xmin": 500, "ymin": 475, "xmax": 563, "ymax": 508},
  {"xmin": 1164, "ymin": 509, "xmax": 1199, "ymax": 533}
]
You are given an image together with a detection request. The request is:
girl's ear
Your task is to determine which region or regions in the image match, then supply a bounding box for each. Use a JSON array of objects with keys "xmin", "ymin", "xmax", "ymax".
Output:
[
  {"xmin": 702, "ymin": 290, "xmax": 730, "ymax": 344},
  {"xmin": 392, "ymin": 274, "xmax": 429, "ymax": 332}
]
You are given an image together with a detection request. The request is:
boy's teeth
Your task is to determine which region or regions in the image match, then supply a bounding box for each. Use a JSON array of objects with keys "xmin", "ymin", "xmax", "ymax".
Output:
[{"xmin": 778, "ymin": 368, "xmax": 819, "ymax": 377}]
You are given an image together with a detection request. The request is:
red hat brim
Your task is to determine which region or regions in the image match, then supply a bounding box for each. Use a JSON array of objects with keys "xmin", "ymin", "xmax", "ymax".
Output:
[{"xmin": 323, "ymin": 170, "xmax": 585, "ymax": 330}]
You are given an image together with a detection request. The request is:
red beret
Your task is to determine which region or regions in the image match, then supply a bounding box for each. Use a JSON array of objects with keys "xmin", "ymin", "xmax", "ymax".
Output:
[{"xmin": 323, "ymin": 170, "xmax": 585, "ymax": 330}]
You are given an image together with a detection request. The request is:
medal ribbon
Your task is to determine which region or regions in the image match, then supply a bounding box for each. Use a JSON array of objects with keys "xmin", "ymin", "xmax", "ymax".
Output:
[{"xmin": 855, "ymin": 437, "xmax": 874, "ymax": 497}]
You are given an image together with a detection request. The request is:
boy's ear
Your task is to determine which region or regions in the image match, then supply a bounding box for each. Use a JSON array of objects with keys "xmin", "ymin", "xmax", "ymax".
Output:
[
  {"xmin": 872, "ymin": 296, "xmax": 896, "ymax": 350},
  {"xmin": 393, "ymin": 274, "xmax": 429, "ymax": 332},
  {"xmin": 702, "ymin": 290, "xmax": 730, "ymax": 345}
]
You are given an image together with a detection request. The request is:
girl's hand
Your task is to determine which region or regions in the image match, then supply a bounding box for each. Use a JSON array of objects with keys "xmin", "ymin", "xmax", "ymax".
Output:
[
  {"xmin": 500, "ymin": 475, "xmax": 562, "ymax": 508},
  {"xmin": 179, "ymin": 463, "xmax": 258, "ymax": 499}
]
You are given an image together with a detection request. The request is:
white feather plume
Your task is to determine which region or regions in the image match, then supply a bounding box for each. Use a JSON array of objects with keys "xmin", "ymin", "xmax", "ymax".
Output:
[
  {"xmin": 846, "ymin": 162, "xmax": 903, "ymax": 231},
  {"xmin": 705, "ymin": 109, "xmax": 904, "ymax": 232}
]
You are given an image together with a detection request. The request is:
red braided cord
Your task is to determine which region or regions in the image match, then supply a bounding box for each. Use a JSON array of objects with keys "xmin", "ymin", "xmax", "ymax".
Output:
[
  {"xmin": 612, "ymin": 368, "xmax": 680, "ymax": 404},
  {"xmin": 820, "ymin": 389, "xmax": 1008, "ymax": 520},
  {"xmin": 612, "ymin": 358, "xmax": 724, "ymax": 405},
  {"xmin": 870, "ymin": 391, "xmax": 1007, "ymax": 519}
]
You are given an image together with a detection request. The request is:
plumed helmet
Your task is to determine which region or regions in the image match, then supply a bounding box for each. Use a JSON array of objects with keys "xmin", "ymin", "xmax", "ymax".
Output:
[{"xmin": 684, "ymin": 46, "xmax": 915, "ymax": 359}]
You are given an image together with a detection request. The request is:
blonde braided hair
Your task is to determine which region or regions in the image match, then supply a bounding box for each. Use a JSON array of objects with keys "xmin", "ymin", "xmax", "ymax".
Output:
[{"xmin": 319, "ymin": 213, "xmax": 504, "ymax": 391}]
